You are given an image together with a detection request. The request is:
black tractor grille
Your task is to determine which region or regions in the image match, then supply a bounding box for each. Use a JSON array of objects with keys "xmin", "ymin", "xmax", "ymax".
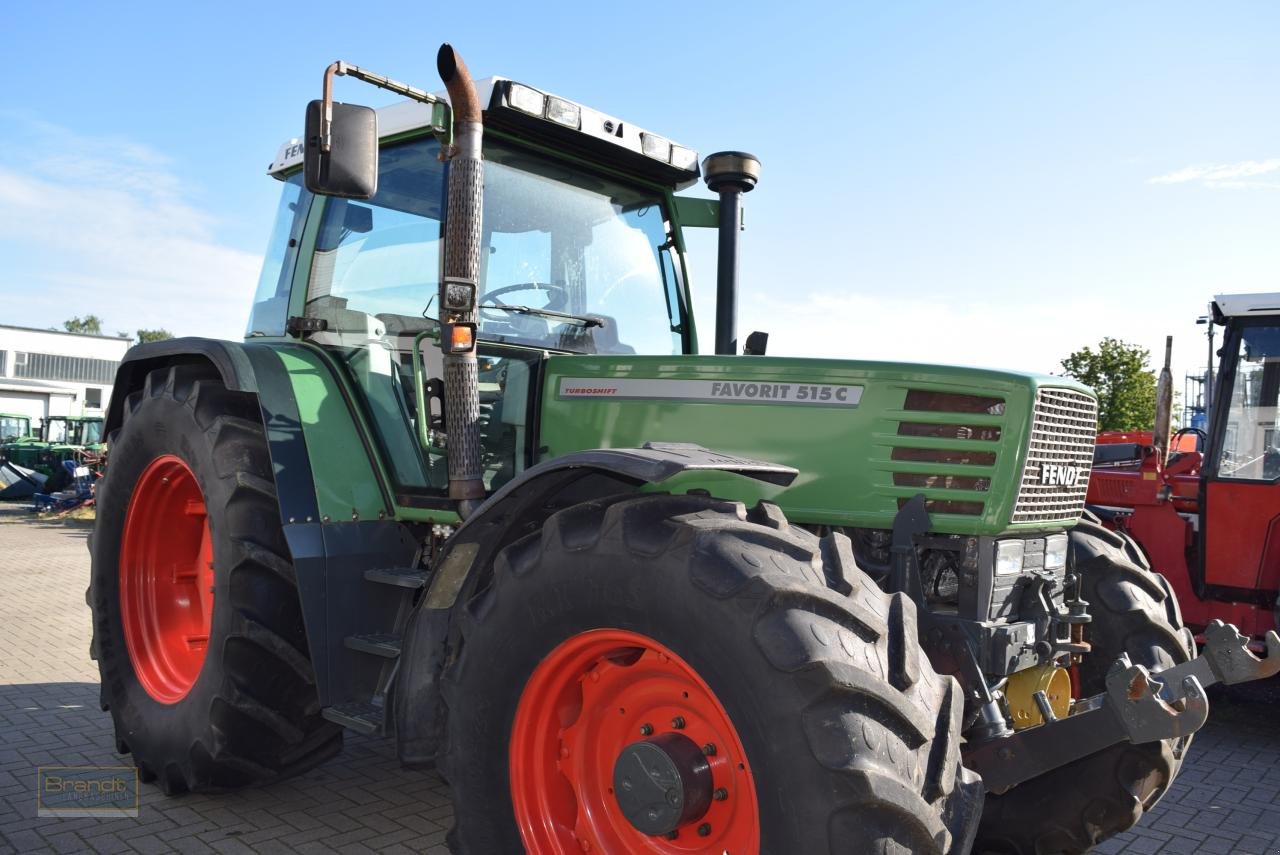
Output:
[{"xmin": 1012, "ymin": 388, "xmax": 1097, "ymax": 524}]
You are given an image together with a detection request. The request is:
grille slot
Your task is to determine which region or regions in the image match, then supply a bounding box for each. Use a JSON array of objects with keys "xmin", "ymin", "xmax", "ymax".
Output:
[
  {"xmin": 904, "ymin": 390, "xmax": 1005, "ymax": 415},
  {"xmin": 891, "ymin": 447, "xmax": 996, "ymax": 466},
  {"xmin": 1012, "ymin": 388, "xmax": 1097, "ymax": 524},
  {"xmin": 898, "ymin": 422, "xmax": 1002, "ymax": 442}
]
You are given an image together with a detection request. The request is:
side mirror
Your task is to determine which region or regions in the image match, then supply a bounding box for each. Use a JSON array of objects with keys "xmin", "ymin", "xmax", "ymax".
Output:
[{"xmin": 304, "ymin": 100, "xmax": 378, "ymax": 199}]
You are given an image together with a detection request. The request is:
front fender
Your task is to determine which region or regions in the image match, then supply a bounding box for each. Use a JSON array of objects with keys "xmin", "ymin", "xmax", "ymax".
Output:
[{"xmin": 394, "ymin": 442, "xmax": 796, "ymax": 766}]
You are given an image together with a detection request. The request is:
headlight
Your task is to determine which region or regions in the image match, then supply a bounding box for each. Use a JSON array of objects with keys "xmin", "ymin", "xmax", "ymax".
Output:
[
  {"xmin": 670, "ymin": 144, "xmax": 698, "ymax": 171},
  {"xmin": 995, "ymin": 540, "xmax": 1025, "ymax": 576},
  {"xmin": 545, "ymin": 96, "xmax": 581, "ymax": 129},
  {"xmin": 508, "ymin": 83, "xmax": 545, "ymax": 116},
  {"xmin": 640, "ymin": 132, "xmax": 672, "ymax": 162},
  {"xmin": 1044, "ymin": 534, "xmax": 1069, "ymax": 571}
]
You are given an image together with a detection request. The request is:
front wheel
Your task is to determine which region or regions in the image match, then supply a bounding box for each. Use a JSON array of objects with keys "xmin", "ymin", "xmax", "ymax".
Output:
[
  {"xmin": 439, "ymin": 493, "xmax": 984, "ymax": 853},
  {"xmin": 973, "ymin": 516, "xmax": 1196, "ymax": 854}
]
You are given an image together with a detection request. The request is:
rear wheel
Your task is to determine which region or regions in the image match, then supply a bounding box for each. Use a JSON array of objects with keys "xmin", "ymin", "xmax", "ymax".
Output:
[
  {"xmin": 974, "ymin": 516, "xmax": 1195, "ymax": 854},
  {"xmin": 88, "ymin": 365, "xmax": 341, "ymax": 792},
  {"xmin": 440, "ymin": 493, "xmax": 984, "ymax": 854}
]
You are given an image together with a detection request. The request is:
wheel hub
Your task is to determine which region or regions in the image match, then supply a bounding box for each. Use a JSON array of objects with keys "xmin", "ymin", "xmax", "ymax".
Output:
[
  {"xmin": 509, "ymin": 628, "xmax": 759, "ymax": 853},
  {"xmin": 613, "ymin": 732, "xmax": 713, "ymax": 836},
  {"xmin": 118, "ymin": 454, "xmax": 214, "ymax": 704}
]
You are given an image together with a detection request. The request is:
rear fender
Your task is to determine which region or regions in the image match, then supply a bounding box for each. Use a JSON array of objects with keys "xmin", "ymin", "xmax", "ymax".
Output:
[
  {"xmin": 104, "ymin": 338, "xmax": 409, "ymax": 708},
  {"xmin": 104, "ymin": 338, "xmax": 258, "ymax": 436}
]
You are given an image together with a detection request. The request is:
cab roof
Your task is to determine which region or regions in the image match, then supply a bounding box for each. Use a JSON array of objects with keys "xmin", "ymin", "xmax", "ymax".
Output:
[
  {"xmin": 268, "ymin": 76, "xmax": 701, "ymax": 190},
  {"xmin": 1213, "ymin": 293, "xmax": 1280, "ymax": 320}
]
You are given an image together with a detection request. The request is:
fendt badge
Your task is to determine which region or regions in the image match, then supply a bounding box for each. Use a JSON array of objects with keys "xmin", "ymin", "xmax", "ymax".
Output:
[{"xmin": 1040, "ymin": 463, "xmax": 1085, "ymax": 488}]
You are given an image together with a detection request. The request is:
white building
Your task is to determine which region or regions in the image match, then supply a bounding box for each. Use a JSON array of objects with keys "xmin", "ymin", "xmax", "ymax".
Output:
[{"xmin": 0, "ymin": 325, "xmax": 131, "ymax": 425}]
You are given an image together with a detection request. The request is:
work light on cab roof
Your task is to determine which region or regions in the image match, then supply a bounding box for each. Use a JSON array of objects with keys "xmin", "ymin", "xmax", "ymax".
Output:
[{"xmin": 269, "ymin": 76, "xmax": 702, "ymax": 190}]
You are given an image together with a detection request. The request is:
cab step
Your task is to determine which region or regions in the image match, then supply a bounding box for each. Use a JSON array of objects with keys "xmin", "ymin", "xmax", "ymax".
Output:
[
  {"xmin": 364, "ymin": 567, "xmax": 429, "ymax": 589},
  {"xmin": 345, "ymin": 633, "xmax": 402, "ymax": 658},
  {"xmin": 322, "ymin": 702, "xmax": 384, "ymax": 736}
]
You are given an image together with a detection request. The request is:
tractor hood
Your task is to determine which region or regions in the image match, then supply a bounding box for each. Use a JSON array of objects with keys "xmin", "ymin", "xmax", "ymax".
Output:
[{"xmin": 538, "ymin": 354, "xmax": 1096, "ymax": 537}]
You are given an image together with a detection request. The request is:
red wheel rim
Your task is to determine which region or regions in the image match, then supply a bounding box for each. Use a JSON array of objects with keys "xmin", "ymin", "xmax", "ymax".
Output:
[
  {"xmin": 510, "ymin": 629, "xmax": 759, "ymax": 854},
  {"xmin": 119, "ymin": 454, "xmax": 214, "ymax": 704}
]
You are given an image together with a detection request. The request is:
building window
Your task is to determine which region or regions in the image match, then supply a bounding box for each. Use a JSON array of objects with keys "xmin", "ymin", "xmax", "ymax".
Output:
[
  {"xmin": 0, "ymin": 350, "xmax": 6, "ymax": 375},
  {"xmin": 85, "ymin": 388, "xmax": 103, "ymax": 409},
  {"xmin": 12, "ymin": 352, "xmax": 119, "ymax": 384}
]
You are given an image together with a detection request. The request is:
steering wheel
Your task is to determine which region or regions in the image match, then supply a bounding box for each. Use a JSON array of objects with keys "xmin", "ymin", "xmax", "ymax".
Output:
[
  {"xmin": 1172, "ymin": 427, "xmax": 1203, "ymax": 447},
  {"xmin": 1171, "ymin": 427, "xmax": 1208, "ymax": 452},
  {"xmin": 477, "ymin": 282, "xmax": 570, "ymax": 321}
]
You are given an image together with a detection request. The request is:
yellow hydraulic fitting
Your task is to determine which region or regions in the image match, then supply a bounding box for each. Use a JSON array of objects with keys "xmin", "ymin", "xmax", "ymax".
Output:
[{"xmin": 1005, "ymin": 664, "xmax": 1072, "ymax": 730}]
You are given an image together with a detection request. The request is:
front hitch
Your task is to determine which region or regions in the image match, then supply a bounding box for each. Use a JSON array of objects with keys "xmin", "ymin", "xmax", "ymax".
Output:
[{"xmin": 967, "ymin": 619, "xmax": 1277, "ymax": 794}]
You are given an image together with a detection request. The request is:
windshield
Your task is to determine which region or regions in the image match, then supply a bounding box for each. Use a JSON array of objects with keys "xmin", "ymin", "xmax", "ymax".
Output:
[
  {"xmin": 81, "ymin": 420, "xmax": 103, "ymax": 445},
  {"xmin": 44, "ymin": 419, "xmax": 68, "ymax": 443},
  {"xmin": 247, "ymin": 173, "xmax": 311, "ymax": 337},
  {"xmin": 302, "ymin": 136, "xmax": 684, "ymax": 355},
  {"xmin": 0, "ymin": 416, "xmax": 27, "ymax": 441},
  {"xmin": 1218, "ymin": 323, "xmax": 1280, "ymax": 480}
]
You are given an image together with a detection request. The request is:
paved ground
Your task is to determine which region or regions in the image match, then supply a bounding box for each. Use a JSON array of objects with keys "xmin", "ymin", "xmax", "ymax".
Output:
[{"xmin": 0, "ymin": 501, "xmax": 1277, "ymax": 854}]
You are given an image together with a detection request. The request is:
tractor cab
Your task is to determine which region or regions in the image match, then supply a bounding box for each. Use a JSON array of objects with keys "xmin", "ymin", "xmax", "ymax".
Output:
[
  {"xmin": 1087, "ymin": 292, "xmax": 1280, "ymax": 639},
  {"xmin": 250, "ymin": 76, "xmax": 714, "ymax": 496},
  {"xmin": 1200, "ymin": 294, "xmax": 1280, "ymax": 616},
  {"xmin": 40, "ymin": 415, "xmax": 103, "ymax": 447},
  {"xmin": 0, "ymin": 414, "xmax": 31, "ymax": 442}
]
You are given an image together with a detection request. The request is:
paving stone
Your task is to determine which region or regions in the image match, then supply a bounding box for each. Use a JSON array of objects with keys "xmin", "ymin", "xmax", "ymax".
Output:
[{"xmin": 4, "ymin": 503, "xmax": 1280, "ymax": 854}]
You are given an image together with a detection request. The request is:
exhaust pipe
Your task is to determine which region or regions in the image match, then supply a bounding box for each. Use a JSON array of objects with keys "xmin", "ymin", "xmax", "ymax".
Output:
[
  {"xmin": 437, "ymin": 44, "xmax": 486, "ymax": 515},
  {"xmin": 1154, "ymin": 335, "xmax": 1173, "ymax": 460}
]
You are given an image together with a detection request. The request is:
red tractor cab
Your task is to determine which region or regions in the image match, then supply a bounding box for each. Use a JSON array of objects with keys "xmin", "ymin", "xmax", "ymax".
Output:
[{"xmin": 1087, "ymin": 293, "xmax": 1280, "ymax": 643}]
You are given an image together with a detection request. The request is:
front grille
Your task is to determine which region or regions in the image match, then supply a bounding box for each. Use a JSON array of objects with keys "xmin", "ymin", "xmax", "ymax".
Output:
[{"xmin": 1012, "ymin": 388, "xmax": 1097, "ymax": 524}]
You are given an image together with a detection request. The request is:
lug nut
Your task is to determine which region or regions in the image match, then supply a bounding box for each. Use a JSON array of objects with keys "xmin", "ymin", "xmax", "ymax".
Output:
[
  {"xmin": 713, "ymin": 787, "xmax": 728, "ymax": 801},
  {"xmin": 671, "ymin": 716, "xmax": 685, "ymax": 729},
  {"xmin": 640, "ymin": 723, "xmax": 654, "ymax": 736},
  {"xmin": 697, "ymin": 823, "xmax": 712, "ymax": 837},
  {"xmin": 702, "ymin": 743, "xmax": 717, "ymax": 756},
  {"xmin": 664, "ymin": 830, "xmax": 678, "ymax": 840}
]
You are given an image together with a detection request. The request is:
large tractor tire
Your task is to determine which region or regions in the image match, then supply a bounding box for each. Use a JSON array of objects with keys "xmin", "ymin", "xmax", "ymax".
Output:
[
  {"xmin": 87, "ymin": 365, "xmax": 341, "ymax": 793},
  {"xmin": 439, "ymin": 493, "xmax": 984, "ymax": 854},
  {"xmin": 974, "ymin": 514, "xmax": 1196, "ymax": 854}
]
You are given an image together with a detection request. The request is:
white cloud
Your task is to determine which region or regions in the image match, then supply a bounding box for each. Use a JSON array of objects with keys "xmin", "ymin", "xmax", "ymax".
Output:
[
  {"xmin": 1149, "ymin": 158, "xmax": 1280, "ymax": 189},
  {"xmin": 0, "ymin": 118, "xmax": 260, "ymax": 339}
]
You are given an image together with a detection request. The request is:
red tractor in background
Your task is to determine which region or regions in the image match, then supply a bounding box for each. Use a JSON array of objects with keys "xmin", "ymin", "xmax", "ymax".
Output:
[{"xmin": 1088, "ymin": 293, "xmax": 1280, "ymax": 644}]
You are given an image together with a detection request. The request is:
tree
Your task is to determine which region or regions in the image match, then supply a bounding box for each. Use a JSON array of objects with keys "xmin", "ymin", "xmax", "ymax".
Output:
[
  {"xmin": 1060, "ymin": 338, "xmax": 1156, "ymax": 431},
  {"xmin": 63, "ymin": 315, "xmax": 103, "ymax": 335},
  {"xmin": 136, "ymin": 328, "xmax": 173, "ymax": 343}
]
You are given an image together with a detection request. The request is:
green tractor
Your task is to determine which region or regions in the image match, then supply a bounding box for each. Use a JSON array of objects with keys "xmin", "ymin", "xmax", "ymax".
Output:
[
  {"xmin": 3, "ymin": 414, "xmax": 103, "ymax": 478},
  {"xmin": 88, "ymin": 46, "xmax": 1276, "ymax": 854}
]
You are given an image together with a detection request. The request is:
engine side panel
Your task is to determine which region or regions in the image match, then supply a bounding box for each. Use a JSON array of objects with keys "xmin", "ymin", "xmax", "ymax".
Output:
[{"xmin": 538, "ymin": 354, "xmax": 1087, "ymax": 536}]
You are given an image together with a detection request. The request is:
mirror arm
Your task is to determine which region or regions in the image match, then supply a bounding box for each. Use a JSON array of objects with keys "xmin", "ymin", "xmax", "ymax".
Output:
[{"xmin": 320, "ymin": 59, "xmax": 451, "ymax": 154}]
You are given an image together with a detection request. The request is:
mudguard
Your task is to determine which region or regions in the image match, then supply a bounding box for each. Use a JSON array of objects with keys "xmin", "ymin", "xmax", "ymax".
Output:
[
  {"xmin": 103, "ymin": 337, "xmax": 412, "ymax": 709},
  {"xmin": 104, "ymin": 338, "xmax": 258, "ymax": 435},
  {"xmin": 394, "ymin": 442, "xmax": 797, "ymax": 767}
]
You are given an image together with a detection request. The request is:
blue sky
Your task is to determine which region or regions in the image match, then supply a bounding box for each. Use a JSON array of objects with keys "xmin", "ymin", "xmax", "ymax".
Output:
[{"xmin": 3, "ymin": 2, "xmax": 1278, "ymax": 389}]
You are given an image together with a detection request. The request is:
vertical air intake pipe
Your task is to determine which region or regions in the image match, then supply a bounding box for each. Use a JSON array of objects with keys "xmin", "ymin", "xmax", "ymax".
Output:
[{"xmin": 702, "ymin": 152, "xmax": 760, "ymax": 356}]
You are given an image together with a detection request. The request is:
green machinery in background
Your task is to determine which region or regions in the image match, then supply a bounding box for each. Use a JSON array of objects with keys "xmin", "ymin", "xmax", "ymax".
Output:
[{"xmin": 1, "ymin": 414, "xmax": 103, "ymax": 477}]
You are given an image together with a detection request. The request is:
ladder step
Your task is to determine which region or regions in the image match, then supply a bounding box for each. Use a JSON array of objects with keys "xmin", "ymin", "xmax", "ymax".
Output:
[
  {"xmin": 364, "ymin": 566, "xmax": 429, "ymax": 589},
  {"xmin": 322, "ymin": 702, "xmax": 384, "ymax": 735},
  {"xmin": 345, "ymin": 633, "xmax": 402, "ymax": 658}
]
